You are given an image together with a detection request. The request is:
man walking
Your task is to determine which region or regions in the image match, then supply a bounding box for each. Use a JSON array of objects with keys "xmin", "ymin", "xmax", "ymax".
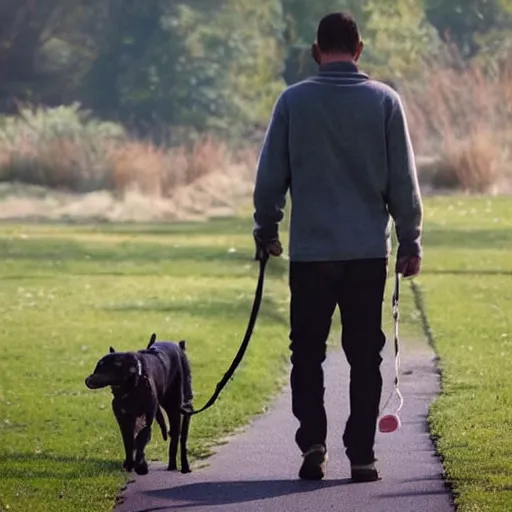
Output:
[{"xmin": 253, "ymin": 12, "xmax": 423, "ymax": 483}]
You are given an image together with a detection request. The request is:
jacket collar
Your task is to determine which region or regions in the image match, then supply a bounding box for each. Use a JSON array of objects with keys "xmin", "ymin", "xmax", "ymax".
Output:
[{"xmin": 318, "ymin": 61, "xmax": 368, "ymax": 79}]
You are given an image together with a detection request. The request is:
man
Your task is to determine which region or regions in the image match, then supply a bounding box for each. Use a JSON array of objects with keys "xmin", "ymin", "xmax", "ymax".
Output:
[{"xmin": 253, "ymin": 12, "xmax": 423, "ymax": 483}]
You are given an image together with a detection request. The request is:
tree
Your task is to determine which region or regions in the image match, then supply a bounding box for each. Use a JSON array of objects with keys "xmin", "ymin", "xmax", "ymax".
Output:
[
  {"xmin": 223, "ymin": 0, "xmax": 286, "ymax": 129},
  {"xmin": 82, "ymin": 0, "xmax": 164, "ymax": 120},
  {"xmin": 425, "ymin": 0, "xmax": 512, "ymax": 59},
  {"xmin": 281, "ymin": 0, "xmax": 438, "ymax": 83},
  {"xmin": 281, "ymin": 1, "xmax": 366, "ymax": 84},
  {"xmin": 2, "ymin": 0, "xmax": 509, "ymax": 139},
  {"xmin": 82, "ymin": 0, "xmax": 285, "ymax": 137},
  {"xmin": 360, "ymin": 0, "xmax": 441, "ymax": 79},
  {"xmin": 0, "ymin": 0, "xmax": 107, "ymax": 112}
]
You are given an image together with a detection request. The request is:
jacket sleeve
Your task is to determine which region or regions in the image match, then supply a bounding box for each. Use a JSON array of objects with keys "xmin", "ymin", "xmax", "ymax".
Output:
[
  {"xmin": 386, "ymin": 94, "xmax": 423, "ymax": 259},
  {"xmin": 253, "ymin": 93, "xmax": 291, "ymax": 241}
]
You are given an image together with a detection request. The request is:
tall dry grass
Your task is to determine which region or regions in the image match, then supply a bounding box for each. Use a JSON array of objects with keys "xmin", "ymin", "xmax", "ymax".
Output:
[
  {"xmin": 0, "ymin": 105, "xmax": 254, "ymax": 198},
  {"xmin": 403, "ymin": 57, "xmax": 512, "ymax": 193},
  {"xmin": 106, "ymin": 137, "xmax": 242, "ymax": 198}
]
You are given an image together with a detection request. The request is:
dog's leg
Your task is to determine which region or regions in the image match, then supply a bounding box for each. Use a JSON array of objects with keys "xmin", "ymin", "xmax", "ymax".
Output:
[
  {"xmin": 133, "ymin": 398, "xmax": 158, "ymax": 476},
  {"xmin": 180, "ymin": 413, "xmax": 191, "ymax": 474},
  {"xmin": 156, "ymin": 407, "xmax": 168, "ymax": 441},
  {"xmin": 134, "ymin": 424, "xmax": 152, "ymax": 476},
  {"xmin": 164, "ymin": 401, "xmax": 181, "ymax": 471},
  {"xmin": 112, "ymin": 400, "xmax": 136, "ymax": 472}
]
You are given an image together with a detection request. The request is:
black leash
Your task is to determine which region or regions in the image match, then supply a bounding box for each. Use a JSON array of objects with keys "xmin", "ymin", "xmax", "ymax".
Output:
[
  {"xmin": 181, "ymin": 254, "xmax": 269, "ymax": 417},
  {"xmin": 182, "ymin": 263, "xmax": 400, "ymax": 417}
]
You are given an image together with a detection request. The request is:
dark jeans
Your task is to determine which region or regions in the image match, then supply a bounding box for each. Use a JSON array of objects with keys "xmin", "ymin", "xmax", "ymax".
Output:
[{"xmin": 289, "ymin": 259, "xmax": 387, "ymax": 465}]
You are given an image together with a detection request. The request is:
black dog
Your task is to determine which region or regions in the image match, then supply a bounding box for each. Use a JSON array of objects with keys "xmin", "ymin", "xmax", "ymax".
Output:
[{"xmin": 85, "ymin": 334, "xmax": 193, "ymax": 474}]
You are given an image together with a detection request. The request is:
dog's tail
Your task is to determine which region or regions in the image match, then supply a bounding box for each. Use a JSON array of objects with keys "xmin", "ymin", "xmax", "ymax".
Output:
[
  {"xmin": 155, "ymin": 406, "xmax": 168, "ymax": 441},
  {"xmin": 178, "ymin": 340, "xmax": 194, "ymax": 406},
  {"xmin": 147, "ymin": 333, "xmax": 157, "ymax": 349}
]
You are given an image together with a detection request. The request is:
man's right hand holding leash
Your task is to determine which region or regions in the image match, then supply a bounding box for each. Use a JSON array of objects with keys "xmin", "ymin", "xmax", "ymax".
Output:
[{"xmin": 253, "ymin": 229, "xmax": 283, "ymax": 262}]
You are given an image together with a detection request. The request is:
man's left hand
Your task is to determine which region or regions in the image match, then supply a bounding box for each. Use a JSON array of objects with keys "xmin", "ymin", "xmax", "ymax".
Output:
[{"xmin": 396, "ymin": 255, "xmax": 421, "ymax": 279}]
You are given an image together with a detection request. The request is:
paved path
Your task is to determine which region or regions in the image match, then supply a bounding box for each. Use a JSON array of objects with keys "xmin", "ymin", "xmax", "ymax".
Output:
[{"xmin": 117, "ymin": 342, "xmax": 453, "ymax": 512}]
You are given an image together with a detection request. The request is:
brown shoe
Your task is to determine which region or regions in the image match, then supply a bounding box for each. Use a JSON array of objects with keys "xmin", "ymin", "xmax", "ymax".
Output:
[
  {"xmin": 299, "ymin": 445, "xmax": 328, "ymax": 481},
  {"xmin": 351, "ymin": 462, "xmax": 380, "ymax": 483}
]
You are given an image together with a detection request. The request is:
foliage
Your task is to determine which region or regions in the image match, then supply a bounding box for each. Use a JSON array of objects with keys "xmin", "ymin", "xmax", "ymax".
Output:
[
  {"xmin": 0, "ymin": 0, "xmax": 107, "ymax": 110},
  {"xmin": 80, "ymin": 0, "xmax": 285, "ymax": 137},
  {"xmin": 0, "ymin": 104, "xmax": 125, "ymax": 149},
  {"xmin": 0, "ymin": 104, "xmax": 248, "ymax": 194},
  {"xmin": 425, "ymin": 0, "xmax": 512, "ymax": 59},
  {"xmin": 282, "ymin": 0, "xmax": 440, "ymax": 82},
  {"xmin": 403, "ymin": 57, "xmax": 512, "ymax": 192},
  {"xmin": 0, "ymin": 104, "xmax": 125, "ymax": 191},
  {"xmin": 0, "ymin": 1, "xmax": 511, "ymax": 136},
  {"xmin": 360, "ymin": 0, "xmax": 441, "ymax": 79}
]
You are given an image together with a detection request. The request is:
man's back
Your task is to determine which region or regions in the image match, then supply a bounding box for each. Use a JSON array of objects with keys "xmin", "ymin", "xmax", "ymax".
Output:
[{"xmin": 253, "ymin": 61, "xmax": 422, "ymax": 262}]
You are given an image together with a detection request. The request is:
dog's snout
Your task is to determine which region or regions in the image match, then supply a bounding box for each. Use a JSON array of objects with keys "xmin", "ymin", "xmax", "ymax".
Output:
[{"xmin": 85, "ymin": 374, "xmax": 108, "ymax": 389}]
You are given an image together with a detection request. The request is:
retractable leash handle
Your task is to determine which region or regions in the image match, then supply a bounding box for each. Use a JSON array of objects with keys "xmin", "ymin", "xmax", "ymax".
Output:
[{"xmin": 378, "ymin": 273, "xmax": 404, "ymax": 434}]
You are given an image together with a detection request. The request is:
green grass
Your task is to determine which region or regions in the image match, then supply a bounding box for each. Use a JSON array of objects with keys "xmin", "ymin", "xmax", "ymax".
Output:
[
  {"xmin": 2, "ymin": 195, "xmax": 510, "ymax": 512},
  {"xmin": 0, "ymin": 217, "xmax": 294, "ymax": 512},
  {"xmin": 415, "ymin": 196, "xmax": 512, "ymax": 511},
  {"xmin": 0, "ymin": 213, "xmax": 422, "ymax": 512}
]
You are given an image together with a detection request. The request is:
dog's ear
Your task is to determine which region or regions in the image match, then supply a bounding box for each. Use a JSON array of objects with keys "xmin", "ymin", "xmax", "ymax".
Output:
[
  {"xmin": 179, "ymin": 340, "xmax": 186, "ymax": 351},
  {"xmin": 147, "ymin": 333, "xmax": 157, "ymax": 349},
  {"xmin": 109, "ymin": 346, "xmax": 116, "ymax": 354}
]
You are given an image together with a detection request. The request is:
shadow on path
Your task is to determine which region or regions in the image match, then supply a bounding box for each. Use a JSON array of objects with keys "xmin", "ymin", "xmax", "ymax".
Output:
[{"xmin": 138, "ymin": 479, "xmax": 351, "ymax": 511}]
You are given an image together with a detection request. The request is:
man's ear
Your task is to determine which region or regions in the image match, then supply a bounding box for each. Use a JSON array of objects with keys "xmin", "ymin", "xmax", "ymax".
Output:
[
  {"xmin": 109, "ymin": 346, "xmax": 116, "ymax": 354},
  {"xmin": 311, "ymin": 42, "xmax": 321, "ymax": 65},
  {"xmin": 354, "ymin": 41, "xmax": 364, "ymax": 62}
]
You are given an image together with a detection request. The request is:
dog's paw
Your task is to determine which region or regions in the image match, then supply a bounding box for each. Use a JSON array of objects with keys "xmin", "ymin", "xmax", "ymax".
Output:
[
  {"xmin": 122, "ymin": 460, "xmax": 134, "ymax": 472},
  {"xmin": 181, "ymin": 465, "xmax": 192, "ymax": 474},
  {"xmin": 167, "ymin": 462, "xmax": 178, "ymax": 472},
  {"xmin": 134, "ymin": 460, "xmax": 149, "ymax": 476}
]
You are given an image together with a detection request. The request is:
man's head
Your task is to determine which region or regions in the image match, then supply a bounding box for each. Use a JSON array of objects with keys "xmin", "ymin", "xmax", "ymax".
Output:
[{"xmin": 312, "ymin": 12, "xmax": 364, "ymax": 66}]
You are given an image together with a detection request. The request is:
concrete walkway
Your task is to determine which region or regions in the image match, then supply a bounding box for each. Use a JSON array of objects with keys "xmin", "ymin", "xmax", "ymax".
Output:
[{"xmin": 117, "ymin": 342, "xmax": 453, "ymax": 512}]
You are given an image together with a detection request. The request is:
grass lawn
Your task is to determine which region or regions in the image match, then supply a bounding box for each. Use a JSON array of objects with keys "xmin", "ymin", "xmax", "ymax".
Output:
[
  {"xmin": 0, "ymin": 212, "xmax": 423, "ymax": 512},
  {"xmin": 416, "ymin": 196, "xmax": 512, "ymax": 512},
  {"xmin": 1, "ymin": 195, "xmax": 510, "ymax": 512},
  {"xmin": 0, "ymin": 218, "xmax": 295, "ymax": 512}
]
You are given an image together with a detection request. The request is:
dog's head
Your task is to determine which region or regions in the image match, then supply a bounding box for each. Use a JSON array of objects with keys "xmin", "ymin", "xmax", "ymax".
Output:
[{"xmin": 85, "ymin": 347, "xmax": 142, "ymax": 390}]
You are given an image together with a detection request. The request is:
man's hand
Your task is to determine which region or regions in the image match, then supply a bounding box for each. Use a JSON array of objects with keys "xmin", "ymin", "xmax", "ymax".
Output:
[
  {"xmin": 254, "ymin": 233, "xmax": 283, "ymax": 261},
  {"xmin": 396, "ymin": 255, "xmax": 421, "ymax": 279}
]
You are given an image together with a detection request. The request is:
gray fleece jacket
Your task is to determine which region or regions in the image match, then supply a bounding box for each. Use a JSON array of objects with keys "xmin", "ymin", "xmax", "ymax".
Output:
[{"xmin": 253, "ymin": 61, "xmax": 423, "ymax": 262}]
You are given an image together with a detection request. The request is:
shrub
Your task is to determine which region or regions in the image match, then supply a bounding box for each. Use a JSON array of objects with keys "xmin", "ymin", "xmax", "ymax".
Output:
[
  {"xmin": 0, "ymin": 104, "xmax": 253, "ymax": 197},
  {"xmin": 403, "ymin": 57, "xmax": 511, "ymax": 193},
  {"xmin": 0, "ymin": 103, "xmax": 125, "ymax": 191}
]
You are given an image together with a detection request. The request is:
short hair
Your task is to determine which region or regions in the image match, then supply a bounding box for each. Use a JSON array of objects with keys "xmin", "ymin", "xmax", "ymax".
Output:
[{"xmin": 316, "ymin": 12, "xmax": 361, "ymax": 55}]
